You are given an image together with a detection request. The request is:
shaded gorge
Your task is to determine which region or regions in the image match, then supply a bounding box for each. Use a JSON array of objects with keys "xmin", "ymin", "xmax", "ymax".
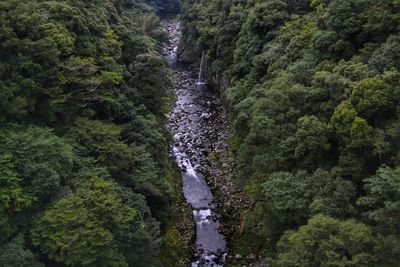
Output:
[{"xmin": 164, "ymin": 20, "xmax": 228, "ymax": 267}]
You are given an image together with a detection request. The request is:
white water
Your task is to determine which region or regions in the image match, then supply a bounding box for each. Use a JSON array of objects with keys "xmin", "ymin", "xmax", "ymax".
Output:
[{"xmin": 196, "ymin": 50, "xmax": 206, "ymax": 85}]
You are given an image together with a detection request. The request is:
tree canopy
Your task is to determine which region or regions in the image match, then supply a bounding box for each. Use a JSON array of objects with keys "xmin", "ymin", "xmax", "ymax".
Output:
[
  {"xmin": 180, "ymin": 0, "xmax": 400, "ymax": 264},
  {"xmin": 0, "ymin": 0, "xmax": 174, "ymax": 265}
]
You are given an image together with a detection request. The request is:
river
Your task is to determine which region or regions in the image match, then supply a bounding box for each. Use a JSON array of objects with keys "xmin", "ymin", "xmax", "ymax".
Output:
[{"xmin": 164, "ymin": 20, "xmax": 228, "ymax": 267}]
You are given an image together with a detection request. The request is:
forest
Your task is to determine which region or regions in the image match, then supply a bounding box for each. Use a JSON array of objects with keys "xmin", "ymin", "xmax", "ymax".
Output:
[
  {"xmin": 179, "ymin": 0, "xmax": 400, "ymax": 266},
  {"xmin": 1, "ymin": 0, "xmax": 400, "ymax": 266},
  {"xmin": 0, "ymin": 0, "xmax": 183, "ymax": 266}
]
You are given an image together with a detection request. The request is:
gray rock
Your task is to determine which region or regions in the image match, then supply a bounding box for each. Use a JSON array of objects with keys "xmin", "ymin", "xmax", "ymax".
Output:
[{"xmin": 235, "ymin": 254, "xmax": 243, "ymax": 260}]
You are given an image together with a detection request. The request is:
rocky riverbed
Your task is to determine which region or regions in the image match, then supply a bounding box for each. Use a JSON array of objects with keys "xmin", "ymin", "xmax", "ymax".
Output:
[
  {"xmin": 164, "ymin": 19, "xmax": 267, "ymax": 267},
  {"xmin": 166, "ymin": 19, "xmax": 228, "ymax": 266}
]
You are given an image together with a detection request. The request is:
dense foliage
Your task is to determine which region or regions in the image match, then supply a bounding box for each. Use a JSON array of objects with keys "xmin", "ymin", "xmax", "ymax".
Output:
[
  {"xmin": 181, "ymin": 0, "xmax": 400, "ymax": 265},
  {"xmin": 0, "ymin": 0, "xmax": 175, "ymax": 266}
]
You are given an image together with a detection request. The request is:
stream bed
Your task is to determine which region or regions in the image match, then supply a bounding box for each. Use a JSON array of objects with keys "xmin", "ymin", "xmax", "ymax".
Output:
[{"xmin": 164, "ymin": 20, "xmax": 228, "ymax": 267}]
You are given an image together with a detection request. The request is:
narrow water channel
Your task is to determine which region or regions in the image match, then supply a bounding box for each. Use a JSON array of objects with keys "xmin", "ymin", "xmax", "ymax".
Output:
[{"xmin": 164, "ymin": 20, "xmax": 228, "ymax": 267}]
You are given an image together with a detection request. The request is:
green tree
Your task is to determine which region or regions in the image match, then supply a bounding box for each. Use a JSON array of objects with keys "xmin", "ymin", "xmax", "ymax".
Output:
[
  {"xmin": 293, "ymin": 116, "xmax": 331, "ymax": 168},
  {"xmin": 310, "ymin": 169, "xmax": 356, "ymax": 217},
  {"xmin": 370, "ymin": 34, "xmax": 400, "ymax": 72},
  {"xmin": 263, "ymin": 171, "xmax": 312, "ymax": 224},
  {"xmin": 67, "ymin": 118, "xmax": 168, "ymax": 196},
  {"xmin": 0, "ymin": 234, "xmax": 44, "ymax": 267},
  {"xmin": 0, "ymin": 153, "xmax": 34, "ymax": 235},
  {"xmin": 0, "ymin": 125, "xmax": 73, "ymax": 240},
  {"xmin": 31, "ymin": 178, "xmax": 135, "ymax": 267},
  {"xmin": 349, "ymin": 116, "xmax": 374, "ymax": 150},
  {"xmin": 358, "ymin": 167, "xmax": 400, "ymax": 236},
  {"xmin": 350, "ymin": 78, "xmax": 395, "ymax": 121},
  {"xmin": 276, "ymin": 214, "xmax": 375, "ymax": 267}
]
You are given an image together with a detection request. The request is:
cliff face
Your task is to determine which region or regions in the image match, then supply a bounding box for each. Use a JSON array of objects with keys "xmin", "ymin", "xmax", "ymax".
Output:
[{"xmin": 144, "ymin": 0, "xmax": 181, "ymax": 17}]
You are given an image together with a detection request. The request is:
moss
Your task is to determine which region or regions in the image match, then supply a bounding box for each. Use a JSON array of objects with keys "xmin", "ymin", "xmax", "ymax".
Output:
[
  {"xmin": 159, "ymin": 160, "xmax": 193, "ymax": 266},
  {"xmin": 225, "ymin": 204, "xmax": 276, "ymax": 266},
  {"xmin": 229, "ymin": 227, "xmax": 267, "ymax": 256},
  {"xmin": 228, "ymin": 133, "xmax": 243, "ymax": 154},
  {"xmin": 226, "ymin": 229, "xmax": 267, "ymax": 267},
  {"xmin": 208, "ymin": 150, "xmax": 218, "ymax": 162},
  {"xmin": 159, "ymin": 224, "xmax": 187, "ymax": 267},
  {"xmin": 244, "ymin": 181, "xmax": 261, "ymax": 197}
]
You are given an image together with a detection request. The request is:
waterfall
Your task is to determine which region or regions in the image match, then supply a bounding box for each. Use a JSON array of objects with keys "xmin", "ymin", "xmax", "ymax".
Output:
[{"xmin": 196, "ymin": 50, "xmax": 206, "ymax": 85}]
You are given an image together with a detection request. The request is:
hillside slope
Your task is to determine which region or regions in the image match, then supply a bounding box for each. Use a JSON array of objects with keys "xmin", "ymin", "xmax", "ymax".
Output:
[
  {"xmin": 180, "ymin": 0, "xmax": 400, "ymax": 266},
  {"xmin": 0, "ymin": 0, "xmax": 177, "ymax": 266}
]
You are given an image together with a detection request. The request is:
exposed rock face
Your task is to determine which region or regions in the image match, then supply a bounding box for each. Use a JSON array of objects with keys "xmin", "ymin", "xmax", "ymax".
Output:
[{"xmin": 145, "ymin": 0, "xmax": 181, "ymax": 17}]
